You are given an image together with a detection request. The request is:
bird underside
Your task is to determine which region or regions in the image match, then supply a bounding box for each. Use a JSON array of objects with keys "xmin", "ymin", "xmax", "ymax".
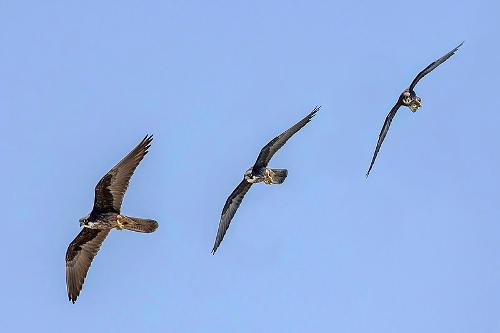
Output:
[
  {"xmin": 263, "ymin": 168, "xmax": 288, "ymax": 185},
  {"xmin": 407, "ymin": 98, "xmax": 421, "ymax": 112},
  {"xmin": 115, "ymin": 215, "xmax": 158, "ymax": 233},
  {"xmin": 116, "ymin": 215, "xmax": 126, "ymax": 230},
  {"xmin": 264, "ymin": 168, "xmax": 275, "ymax": 184},
  {"xmin": 244, "ymin": 167, "xmax": 288, "ymax": 185},
  {"xmin": 402, "ymin": 91, "xmax": 422, "ymax": 112},
  {"xmin": 83, "ymin": 214, "xmax": 158, "ymax": 233}
]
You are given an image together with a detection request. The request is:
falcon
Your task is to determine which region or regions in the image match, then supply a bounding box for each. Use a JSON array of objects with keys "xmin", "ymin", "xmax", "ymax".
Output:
[
  {"xmin": 366, "ymin": 42, "xmax": 463, "ymax": 177},
  {"xmin": 65, "ymin": 135, "xmax": 158, "ymax": 303},
  {"xmin": 212, "ymin": 106, "xmax": 320, "ymax": 254}
]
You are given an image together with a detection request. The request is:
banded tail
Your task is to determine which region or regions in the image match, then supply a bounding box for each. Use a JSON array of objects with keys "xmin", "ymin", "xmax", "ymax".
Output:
[
  {"xmin": 120, "ymin": 216, "xmax": 158, "ymax": 233},
  {"xmin": 269, "ymin": 168, "xmax": 288, "ymax": 184}
]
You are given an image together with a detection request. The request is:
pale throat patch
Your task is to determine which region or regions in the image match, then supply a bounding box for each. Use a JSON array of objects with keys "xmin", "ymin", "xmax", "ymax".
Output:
[{"xmin": 86, "ymin": 222, "xmax": 97, "ymax": 228}]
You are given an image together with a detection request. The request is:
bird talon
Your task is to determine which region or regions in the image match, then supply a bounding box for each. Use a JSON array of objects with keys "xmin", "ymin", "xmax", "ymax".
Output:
[
  {"xmin": 264, "ymin": 169, "xmax": 274, "ymax": 185},
  {"xmin": 116, "ymin": 215, "xmax": 125, "ymax": 230}
]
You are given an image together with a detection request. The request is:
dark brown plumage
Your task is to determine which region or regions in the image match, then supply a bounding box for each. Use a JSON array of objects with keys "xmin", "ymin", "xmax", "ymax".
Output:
[
  {"xmin": 91, "ymin": 135, "xmax": 153, "ymax": 217},
  {"xmin": 212, "ymin": 107, "xmax": 319, "ymax": 254},
  {"xmin": 66, "ymin": 228, "xmax": 110, "ymax": 303},
  {"xmin": 366, "ymin": 42, "xmax": 463, "ymax": 177},
  {"xmin": 212, "ymin": 180, "xmax": 253, "ymax": 255},
  {"xmin": 65, "ymin": 135, "xmax": 157, "ymax": 303}
]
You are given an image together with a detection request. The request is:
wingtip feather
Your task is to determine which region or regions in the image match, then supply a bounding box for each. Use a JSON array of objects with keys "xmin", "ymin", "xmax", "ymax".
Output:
[
  {"xmin": 310, "ymin": 105, "xmax": 321, "ymax": 117},
  {"xmin": 144, "ymin": 134, "xmax": 154, "ymax": 145},
  {"xmin": 139, "ymin": 134, "xmax": 154, "ymax": 156}
]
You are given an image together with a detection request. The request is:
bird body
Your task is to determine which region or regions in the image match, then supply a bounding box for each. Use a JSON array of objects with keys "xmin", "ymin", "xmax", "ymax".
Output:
[
  {"xmin": 80, "ymin": 213, "xmax": 158, "ymax": 232},
  {"xmin": 366, "ymin": 42, "xmax": 463, "ymax": 176},
  {"xmin": 245, "ymin": 167, "xmax": 288, "ymax": 185},
  {"xmin": 79, "ymin": 212, "xmax": 117, "ymax": 230},
  {"xmin": 212, "ymin": 107, "xmax": 319, "ymax": 254},
  {"xmin": 65, "ymin": 135, "xmax": 157, "ymax": 303},
  {"xmin": 400, "ymin": 88, "xmax": 422, "ymax": 112}
]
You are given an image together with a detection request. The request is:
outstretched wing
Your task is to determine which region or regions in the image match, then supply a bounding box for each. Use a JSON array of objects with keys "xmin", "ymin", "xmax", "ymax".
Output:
[
  {"xmin": 366, "ymin": 102, "xmax": 402, "ymax": 177},
  {"xmin": 252, "ymin": 106, "xmax": 320, "ymax": 170},
  {"xmin": 65, "ymin": 228, "xmax": 110, "ymax": 303},
  {"xmin": 91, "ymin": 135, "xmax": 153, "ymax": 216},
  {"xmin": 409, "ymin": 41, "xmax": 463, "ymax": 92},
  {"xmin": 212, "ymin": 179, "xmax": 253, "ymax": 254}
]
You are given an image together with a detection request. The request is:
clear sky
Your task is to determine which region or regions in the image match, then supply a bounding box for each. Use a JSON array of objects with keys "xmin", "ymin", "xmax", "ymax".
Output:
[{"xmin": 1, "ymin": 0, "xmax": 499, "ymax": 332}]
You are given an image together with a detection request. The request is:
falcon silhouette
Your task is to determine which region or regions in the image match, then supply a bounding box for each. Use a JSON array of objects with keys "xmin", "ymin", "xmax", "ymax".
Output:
[
  {"xmin": 212, "ymin": 107, "xmax": 320, "ymax": 254},
  {"xmin": 65, "ymin": 135, "xmax": 158, "ymax": 303},
  {"xmin": 366, "ymin": 42, "xmax": 463, "ymax": 177}
]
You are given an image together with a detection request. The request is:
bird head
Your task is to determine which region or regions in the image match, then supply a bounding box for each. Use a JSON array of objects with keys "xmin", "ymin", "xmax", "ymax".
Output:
[
  {"xmin": 244, "ymin": 168, "xmax": 256, "ymax": 183},
  {"xmin": 79, "ymin": 214, "xmax": 90, "ymax": 226}
]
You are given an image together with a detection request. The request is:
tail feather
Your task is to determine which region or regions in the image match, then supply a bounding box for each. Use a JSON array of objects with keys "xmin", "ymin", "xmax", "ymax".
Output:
[
  {"xmin": 270, "ymin": 168, "xmax": 288, "ymax": 184},
  {"xmin": 121, "ymin": 216, "xmax": 158, "ymax": 233}
]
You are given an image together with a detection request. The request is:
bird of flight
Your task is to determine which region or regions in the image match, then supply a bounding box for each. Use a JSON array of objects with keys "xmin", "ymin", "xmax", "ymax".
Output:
[
  {"xmin": 211, "ymin": 107, "xmax": 320, "ymax": 254},
  {"xmin": 65, "ymin": 135, "xmax": 158, "ymax": 303},
  {"xmin": 366, "ymin": 42, "xmax": 464, "ymax": 177}
]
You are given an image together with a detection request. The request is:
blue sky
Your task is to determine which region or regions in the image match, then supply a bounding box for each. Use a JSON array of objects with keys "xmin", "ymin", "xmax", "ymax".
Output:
[{"xmin": 1, "ymin": 0, "xmax": 499, "ymax": 332}]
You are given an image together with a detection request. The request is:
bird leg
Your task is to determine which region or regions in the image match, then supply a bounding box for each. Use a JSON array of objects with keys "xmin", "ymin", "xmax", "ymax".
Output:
[
  {"xmin": 264, "ymin": 168, "xmax": 274, "ymax": 185},
  {"xmin": 409, "ymin": 97, "xmax": 422, "ymax": 112},
  {"xmin": 116, "ymin": 215, "xmax": 125, "ymax": 230}
]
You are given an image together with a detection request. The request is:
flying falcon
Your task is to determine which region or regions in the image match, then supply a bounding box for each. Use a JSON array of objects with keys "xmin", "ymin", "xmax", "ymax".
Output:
[
  {"xmin": 65, "ymin": 135, "xmax": 158, "ymax": 303},
  {"xmin": 212, "ymin": 106, "xmax": 320, "ymax": 254},
  {"xmin": 366, "ymin": 41, "xmax": 463, "ymax": 177}
]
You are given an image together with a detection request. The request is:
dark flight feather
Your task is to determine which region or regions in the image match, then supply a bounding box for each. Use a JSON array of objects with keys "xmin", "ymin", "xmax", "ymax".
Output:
[
  {"xmin": 253, "ymin": 106, "xmax": 320, "ymax": 171},
  {"xmin": 367, "ymin": 42, "xmax": 463, "ymax": 176},
  {"xmin": 66, "ymin": 135, "xmax": 155, "ymax": 303},
  {"xmin": 409, "ymin": 41, "xmax": 464, "ymax": 92},
  {"xmin": 212, "ymin": 107, "xmax": 319, "ymax": 254},
  {"xmin": 366, "ymin": 102, "xmax": 402, "ymax": 177},
  {"xmin": 212, "ymin": 179, "xmax": 252, "ymax": 254},
  {"xmin": 91, "ymin": 135, "xmax": 153, "ymax": 216},
  {"xmin": 65, "ymin": 228, "xmax": 110, "ymax": 303}
]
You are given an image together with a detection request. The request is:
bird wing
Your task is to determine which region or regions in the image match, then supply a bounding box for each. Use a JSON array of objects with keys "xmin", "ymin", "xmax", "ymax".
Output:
[
  {"xmin": 212, "ymin": 179, "xmax": 253, "ymax": 254},
  {"xmin": 91, "ymin": 135, "xmax": 153, "ymax": 215},
  {"xmin": 65, "ymin": 228, "xmax": 110, "ymax": 303},
  {"xmin": 252, "ymin": 106, "xmax": 320, "ymax": 170},
  {"xmin": 409, "ymin": 41, "xmax": 463, "ymax": 92},
  {"xmin": 366, "ymin": 102, "xmax": 402, "ymax": 177}
]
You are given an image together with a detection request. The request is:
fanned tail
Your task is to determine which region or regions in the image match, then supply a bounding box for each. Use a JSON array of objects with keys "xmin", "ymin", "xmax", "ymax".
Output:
[
  {"xmin": 121, "ymin": 216, "xmax": 158, "ymax": 233},
  {"xmin": 269, "ymin": 168, "xmax": 288, "ymax": 184}
]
